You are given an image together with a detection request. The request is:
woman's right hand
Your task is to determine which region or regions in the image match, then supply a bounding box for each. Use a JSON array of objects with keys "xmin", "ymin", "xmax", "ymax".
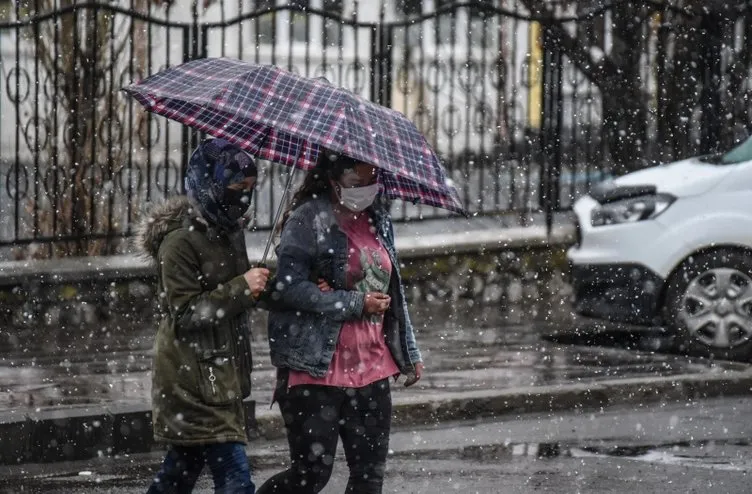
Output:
[
  {"xmin": 244, "ymin": 267, "xmax": 270, "ymax": 299},
  {"xmin": 363, "ymin": 292, "xmax": 391, "ymax": 315}
]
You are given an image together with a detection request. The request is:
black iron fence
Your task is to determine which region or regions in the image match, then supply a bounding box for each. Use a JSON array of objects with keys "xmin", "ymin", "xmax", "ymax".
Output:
[{"xmin": 0, "ymin": 0, "xmax": 750, "ymax": 258}]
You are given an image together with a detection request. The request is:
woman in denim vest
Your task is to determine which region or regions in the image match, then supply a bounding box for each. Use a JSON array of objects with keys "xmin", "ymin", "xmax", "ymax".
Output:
[{"xmin": 257, "ymin": 150, "xmax": 424, "ymax": 494}]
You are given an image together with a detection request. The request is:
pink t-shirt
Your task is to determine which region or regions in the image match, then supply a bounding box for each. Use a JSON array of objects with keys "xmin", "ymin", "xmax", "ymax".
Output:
[{"xmin": 288, "ymin": 211, "xmax": 400, "ymax": 388}]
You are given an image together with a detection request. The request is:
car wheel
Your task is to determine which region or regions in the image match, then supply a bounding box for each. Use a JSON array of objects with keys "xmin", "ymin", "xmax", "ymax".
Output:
[{"xmin": 665, "ymin": 249, "xmax": 752, "ymax": 361}]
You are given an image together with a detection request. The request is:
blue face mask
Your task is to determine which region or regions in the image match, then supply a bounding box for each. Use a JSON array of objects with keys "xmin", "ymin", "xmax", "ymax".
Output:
[{"xmin": 222, "ymin": 188, "xmax": 254, "ymax": 221}]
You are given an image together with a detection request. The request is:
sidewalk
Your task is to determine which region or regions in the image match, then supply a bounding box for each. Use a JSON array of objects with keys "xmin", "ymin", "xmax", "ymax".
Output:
[{"xmin": 1, "ymin": 305, "xmax": 751, "ymax": 466}]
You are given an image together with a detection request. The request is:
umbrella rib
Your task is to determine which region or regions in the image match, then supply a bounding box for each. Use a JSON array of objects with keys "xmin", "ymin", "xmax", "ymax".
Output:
[{"xmin": 260, "ymin": 148, "xmax": 301, "ymax": 266}]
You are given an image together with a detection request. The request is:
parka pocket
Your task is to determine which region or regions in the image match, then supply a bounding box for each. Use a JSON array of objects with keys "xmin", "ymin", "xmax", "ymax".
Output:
[{"xmin": 196, "ymin": 350, "xmax": 241, "ymax": 406}]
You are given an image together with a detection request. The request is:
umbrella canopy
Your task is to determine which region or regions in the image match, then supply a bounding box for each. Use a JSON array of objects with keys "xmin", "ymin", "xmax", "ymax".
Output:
[{"xmin": 123, "ymin": 57, "xmax": 465, "ymax": 215}]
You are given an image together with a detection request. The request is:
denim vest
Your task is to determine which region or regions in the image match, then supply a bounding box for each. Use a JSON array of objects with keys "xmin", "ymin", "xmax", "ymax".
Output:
[{"xmin": 266, "ymin": 196, "xmax": 421, "ymax": 378}]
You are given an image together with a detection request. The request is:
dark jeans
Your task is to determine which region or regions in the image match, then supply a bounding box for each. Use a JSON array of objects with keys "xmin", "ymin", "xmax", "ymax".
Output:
[
  {"xmin": 256, "ymin": 373, "xmax": 392, "ymax": 494},
  {"xmin": 146, "ymin": 442, "xmax": 255, "ymax": 494}
]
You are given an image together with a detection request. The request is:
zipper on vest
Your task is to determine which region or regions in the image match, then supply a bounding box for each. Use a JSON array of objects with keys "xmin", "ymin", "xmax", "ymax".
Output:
[{"xmin": 208, "ymin": 366, "xmax": 217, "ymax": 395}]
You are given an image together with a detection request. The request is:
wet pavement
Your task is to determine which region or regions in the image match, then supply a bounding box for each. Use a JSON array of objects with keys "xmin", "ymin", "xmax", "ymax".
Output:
[
  {"xmin": 2, "ymin": 396, "xmax": 750, "ymax": 493},
  {"xmin": 0, "ymin": 303, "xmax": 744, "ymax": 414}
]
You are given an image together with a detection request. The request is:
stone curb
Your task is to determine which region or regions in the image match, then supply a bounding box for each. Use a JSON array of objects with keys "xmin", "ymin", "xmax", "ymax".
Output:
[
  {"xmin": 0, "ymin": 224, "xmax": 575, "ymax": 287},
  {"xmin": 1, "ymin": 370, "xmax": 750, "ymax": 466},
  {"xmin": 0, "ymin": 401, "xmax": 254, "ymax": 466}
]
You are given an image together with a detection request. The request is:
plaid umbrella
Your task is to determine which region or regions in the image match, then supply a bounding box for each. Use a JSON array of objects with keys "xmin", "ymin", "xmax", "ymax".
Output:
[{"xmin": 123, "ymin": 57, "xmax": 465, "ymax": 215}]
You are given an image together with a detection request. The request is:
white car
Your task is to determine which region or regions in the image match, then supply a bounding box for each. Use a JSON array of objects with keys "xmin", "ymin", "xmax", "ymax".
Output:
[{"xmin": 568, "ymin": 136, "xmax": 752, "ymax": 360}]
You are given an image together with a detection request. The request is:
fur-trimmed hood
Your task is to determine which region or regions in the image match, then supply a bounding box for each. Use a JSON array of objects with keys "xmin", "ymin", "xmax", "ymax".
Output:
[{"xmin": 134, "ymin": 196, "xmax": 196, "ymax": 260}]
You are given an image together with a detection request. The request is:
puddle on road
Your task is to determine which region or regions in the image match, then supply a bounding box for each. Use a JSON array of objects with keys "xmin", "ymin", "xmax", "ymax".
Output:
[
  {"xmin": 543, "ymin": 325, "xmax": 674, "ymax": 353},
  {"xmin": 571, "ymin": 439, "xmax": 752, "ymax": 472},
  {"xmin": 542, "ymin": 320, "xmax": 752, "ymax": 366},
  {"xmin": 398, "ymin": 438, "xmax": 752, "ymax": 472}
]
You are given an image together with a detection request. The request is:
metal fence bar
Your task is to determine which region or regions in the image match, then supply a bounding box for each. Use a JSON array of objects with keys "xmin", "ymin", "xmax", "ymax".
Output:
[
  {"xmin": 89, "ymin": 3, "xmax": 100, "ymax": 237},
  {"xmin": 51, "ymin": 4, "xmax": 61, "ymax": 255},
  {"xmin": 32, "ymin": 0, "xmax": 41, "ymax": 242},
  {"xmin": 125, "ymin": 0, "xmax": 136, "ymax": 236},
  {"xmin": 107, "ymin": 5, "xmax": 117, "ymax": 251},
  {"xmin": 13, "ymin": 1, "xmax": 21, "ymax": 244}
]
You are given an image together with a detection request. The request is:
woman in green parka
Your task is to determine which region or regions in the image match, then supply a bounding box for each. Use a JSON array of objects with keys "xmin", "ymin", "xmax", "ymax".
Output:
[{"xmin": 136, "ymin": 138, "xmax": 268, "ymax": 493}]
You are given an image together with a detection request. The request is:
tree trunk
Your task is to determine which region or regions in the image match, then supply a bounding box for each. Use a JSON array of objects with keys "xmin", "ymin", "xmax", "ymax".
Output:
[
  {"xmin": 600, "ymin": 3, "xmax": 648, "ymax": 174},
  {"xmin": 21, "ymin": 0, "xmax": 167, "ymax": 258}
]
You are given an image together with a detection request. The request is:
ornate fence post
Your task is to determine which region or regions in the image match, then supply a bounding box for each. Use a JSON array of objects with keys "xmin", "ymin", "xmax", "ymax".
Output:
[
  {"xmin": 699, "ymin": 11, "xmax": 723, "ymax": 154},
  {"xmin": 540, "ymin": 23, "xmax": 563, "ymax": 236}
]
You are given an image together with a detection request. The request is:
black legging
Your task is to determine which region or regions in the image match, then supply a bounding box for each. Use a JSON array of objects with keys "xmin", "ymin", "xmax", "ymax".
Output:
[{"xmin": 256, "ymin": 372, "xmax": 392, "ymax": 494}]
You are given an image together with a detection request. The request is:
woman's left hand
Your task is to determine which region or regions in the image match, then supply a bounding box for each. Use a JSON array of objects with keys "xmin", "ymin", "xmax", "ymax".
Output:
[
  {"xmin": 317, "ymin": 278, "xmax": 332, "ymax": 292},
  {"xmin": 404, "ymin": 362, "xmax": 424, "ymax": 387}
]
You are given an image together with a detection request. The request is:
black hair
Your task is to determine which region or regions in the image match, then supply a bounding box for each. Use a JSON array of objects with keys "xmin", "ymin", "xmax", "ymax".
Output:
[{"xmin": 277, "ymin": 150, "xmax": 360, "ymax": 232}]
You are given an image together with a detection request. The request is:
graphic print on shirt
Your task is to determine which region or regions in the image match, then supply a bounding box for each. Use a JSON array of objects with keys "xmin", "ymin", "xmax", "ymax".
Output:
[{"xmin": 353, "ymin": 247, "xmax": 390, "ymax": 323}]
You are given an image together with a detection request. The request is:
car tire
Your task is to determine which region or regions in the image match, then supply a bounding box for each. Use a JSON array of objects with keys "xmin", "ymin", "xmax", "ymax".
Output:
[{"xmin": 665, "ymin": 248, "xmax": 752, "ymax": 361}]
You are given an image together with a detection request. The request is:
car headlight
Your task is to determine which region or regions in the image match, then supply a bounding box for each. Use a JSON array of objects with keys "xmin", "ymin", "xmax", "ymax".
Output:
[{"xmin": 591, "ymin": 193, "xmax": 675, "ymax": 227}]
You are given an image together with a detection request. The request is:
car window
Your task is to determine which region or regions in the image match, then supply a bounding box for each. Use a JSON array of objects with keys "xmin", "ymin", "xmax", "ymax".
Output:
[{"xmin": 721, "ymin": 135, "xmax": 752, "ymax": 164}]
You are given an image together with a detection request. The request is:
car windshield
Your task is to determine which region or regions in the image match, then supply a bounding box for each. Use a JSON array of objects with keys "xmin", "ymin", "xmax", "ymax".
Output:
[
  {"xmin": 721, "ymin": 135, "xmax": 752, "ymax": 164},
  {"xmin": 698, "ymin": 135, "xmax": 752, "ymax": 165}
]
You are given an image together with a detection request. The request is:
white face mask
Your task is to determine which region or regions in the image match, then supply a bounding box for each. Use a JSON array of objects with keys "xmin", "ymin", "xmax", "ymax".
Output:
[{"xmin": 337, "ymin": 183, "xmax": 379, "ymax": 212}]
